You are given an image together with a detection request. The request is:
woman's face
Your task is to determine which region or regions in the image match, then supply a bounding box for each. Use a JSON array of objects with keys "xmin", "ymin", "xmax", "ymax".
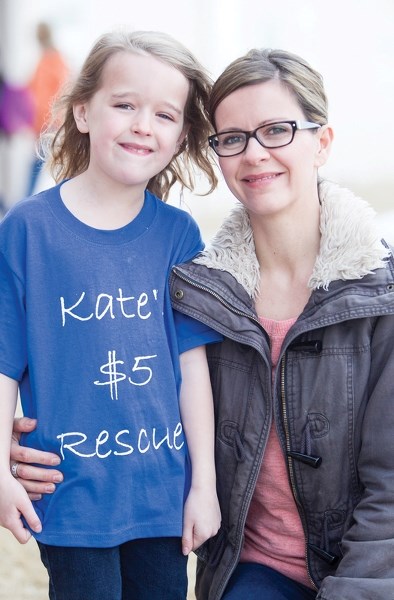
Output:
[{"xmin": 213, "ymin": 79, "xmax": 331, "ymax": 219}]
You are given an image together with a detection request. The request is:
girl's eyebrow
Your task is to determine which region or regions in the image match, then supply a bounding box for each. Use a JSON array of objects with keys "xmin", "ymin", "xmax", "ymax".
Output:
[
  {"xmin": 110, "ymin": 92, "xmax": 182, "ymax": 115},
  {"xmin": 110, "ymin": 92, "xmax": 135, "ymax": 102},
  {"xmin": 160, "ymin": 101, "xmax": 183, "ymax": 115}
]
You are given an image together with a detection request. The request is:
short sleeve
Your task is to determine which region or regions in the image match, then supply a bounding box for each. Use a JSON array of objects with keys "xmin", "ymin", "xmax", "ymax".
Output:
[
  {"xmin": 0, "ymin": 251, "xmax": 27, "ymax": 379},
  {"xmin": 173, "ymin": 309, "xmax": 223, "ymax": 354}
]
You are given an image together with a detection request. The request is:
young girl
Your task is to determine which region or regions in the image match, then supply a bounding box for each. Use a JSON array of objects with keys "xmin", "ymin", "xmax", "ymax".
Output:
[{"xmin": 0, "ymin": 30, "xmax": 221, "ymax": 599}]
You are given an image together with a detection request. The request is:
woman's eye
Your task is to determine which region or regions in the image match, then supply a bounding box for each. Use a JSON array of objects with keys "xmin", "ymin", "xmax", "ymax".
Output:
[
  {"xmin": 265, "ymin": 124, "xmax": 289, "ymax": 136},
  {"xmin": 222, "ymin": 134, "xmax": 244, "ymax": 147}
]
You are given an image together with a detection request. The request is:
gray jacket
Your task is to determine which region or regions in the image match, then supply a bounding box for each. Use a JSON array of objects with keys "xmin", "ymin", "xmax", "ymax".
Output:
[{"xmin": 169, "ymin": 181, "xmax": 394, "ymax": 600}]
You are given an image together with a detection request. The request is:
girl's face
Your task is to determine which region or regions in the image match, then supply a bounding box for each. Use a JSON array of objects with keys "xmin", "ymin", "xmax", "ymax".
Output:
[
  {"xmin": 214, "ymin": 79, "xmax": 332, "ymax": 219},
  {"xmin": 73, "ymin": 51, "xmax": 189, "ymax": 195}
]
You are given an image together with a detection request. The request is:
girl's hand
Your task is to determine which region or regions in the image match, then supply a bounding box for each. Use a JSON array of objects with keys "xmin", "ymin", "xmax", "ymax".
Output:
[
  {"xmin": 182, "ymin": 484, "xmax": 221, "ymax": 555},
  {"xmin": 0, "ymin": 474, "xmax": 42, "ymax": 544}
]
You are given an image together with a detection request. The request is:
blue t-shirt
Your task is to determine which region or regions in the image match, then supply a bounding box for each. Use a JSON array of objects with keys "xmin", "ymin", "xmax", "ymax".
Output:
[{"xmin": 0, "ymin": 183, "xmax": 221, "ymax": 547}]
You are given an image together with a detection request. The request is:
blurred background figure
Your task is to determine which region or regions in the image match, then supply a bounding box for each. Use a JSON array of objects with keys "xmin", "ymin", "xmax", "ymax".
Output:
[
  {"xmin": 0, "ymin": 71, "xmax": 34, "ymax": 213},
  {"xmin": 25, "ymin": 21, "xmax": 69, "ymax": 196},
  {"xmin": 0, "ymin": 72, "xmax": 34, "ymax": 137}
]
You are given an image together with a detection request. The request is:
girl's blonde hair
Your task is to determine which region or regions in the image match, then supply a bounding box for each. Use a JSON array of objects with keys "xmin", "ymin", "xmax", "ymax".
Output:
[
  {"xmin": 47, "ymin": 30, "xmax": 217, "ymax": 200},
  {"xmin": 210, "ymin": 48, "xmax": 328, "ymax": 129}
]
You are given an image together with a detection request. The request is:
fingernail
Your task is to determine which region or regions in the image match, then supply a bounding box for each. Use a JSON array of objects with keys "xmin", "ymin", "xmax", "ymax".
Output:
[
  {"xmin": 45, "ymin": 484, "xmax": 56, "ymax": 493},
  {"xmin": 51, "ymin": 457, "xmax": 61, "ymax": 466},
  {"xmin": 34, "ymin": 524, "xmax": 42, "ymax": 533},
  {"xmin": 53, "ymin": 475, "xmax": 63, "ymax": 483},
  {"xmin": 182, "ymin": 547, "xmax": 190, "ymax": 556}
]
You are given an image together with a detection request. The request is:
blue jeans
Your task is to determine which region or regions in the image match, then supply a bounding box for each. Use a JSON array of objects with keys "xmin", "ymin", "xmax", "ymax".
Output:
[
  {"xmin": 37, "ymin": 537, "xmax": 188, "ymax": 599},
  {"xmin": 222, "ymin": 563, "xmax": 317, "ymax": 600}
]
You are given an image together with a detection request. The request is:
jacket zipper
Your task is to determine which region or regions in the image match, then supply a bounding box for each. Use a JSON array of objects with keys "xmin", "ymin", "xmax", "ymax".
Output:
[
  {"xmin": 173, "ymin": 268, "xmax": 275, "ymax": 599},
  {"xmin": 280, "ymin": 355, "xmax": 317, "ymax": 590},
  {"xmin": 173, "ymin": 268, "xmax": 261, "ymax": 325}
]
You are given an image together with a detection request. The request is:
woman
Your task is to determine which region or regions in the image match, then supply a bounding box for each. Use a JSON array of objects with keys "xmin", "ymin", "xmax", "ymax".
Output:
[{"xmin": 11, "ymin": 48, "xmax": 394, "ymax": 599}]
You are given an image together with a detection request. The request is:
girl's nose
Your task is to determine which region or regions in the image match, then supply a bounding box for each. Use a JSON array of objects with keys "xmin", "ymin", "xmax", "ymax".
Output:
[{"xmin": 131, "ymin": 111, "xmax": 152, "ymax": 136}]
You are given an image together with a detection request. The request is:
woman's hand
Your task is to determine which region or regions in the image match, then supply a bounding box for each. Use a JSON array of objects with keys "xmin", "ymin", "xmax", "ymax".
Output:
[{"xmin": 11, "ymin": 417, "xmax": 63, "ymax": 500}]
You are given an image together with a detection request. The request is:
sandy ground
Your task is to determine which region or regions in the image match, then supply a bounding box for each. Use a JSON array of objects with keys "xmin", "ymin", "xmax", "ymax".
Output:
[{"xmin": 0, "ymin": 528, "xmax": 197, "ymax": 599}]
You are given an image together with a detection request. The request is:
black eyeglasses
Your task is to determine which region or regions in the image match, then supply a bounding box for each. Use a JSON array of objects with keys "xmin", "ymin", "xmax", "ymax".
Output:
[{"xmin": 208, "ymin": 120, "xmax": 321, "ymax": 157}]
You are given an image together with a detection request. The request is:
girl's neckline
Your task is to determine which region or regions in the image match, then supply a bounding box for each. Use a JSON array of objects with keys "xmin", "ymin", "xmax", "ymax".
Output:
[{"xmin": 48, "ymin": 182, "xmax": 157, "ymax": 245}]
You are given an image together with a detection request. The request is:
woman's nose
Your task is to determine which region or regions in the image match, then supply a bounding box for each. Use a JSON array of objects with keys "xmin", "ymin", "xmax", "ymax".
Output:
[{"xmin": 242, "ymin": 137, "xmax": 271, "ymax": 163}]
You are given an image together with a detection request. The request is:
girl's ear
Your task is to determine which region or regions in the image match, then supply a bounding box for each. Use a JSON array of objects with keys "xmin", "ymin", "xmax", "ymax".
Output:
[
  {"xmin": 73, "ymin": 103, "xmax": 89, "ymax": 133},
  {"xmin": 315, "ymin": 124, "xmax": 334, "ymax": 168}
]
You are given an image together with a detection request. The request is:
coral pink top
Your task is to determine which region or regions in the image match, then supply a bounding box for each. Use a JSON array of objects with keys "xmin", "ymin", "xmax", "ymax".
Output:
[{"xmin": 240, "ymin": 317, "xmax": 312, "ymax": 588}]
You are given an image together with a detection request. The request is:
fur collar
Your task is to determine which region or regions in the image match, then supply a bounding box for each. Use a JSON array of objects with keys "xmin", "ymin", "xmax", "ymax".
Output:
[{"xmin": 193, "ymin": 180, "xmax": 391, "ymax": 298}]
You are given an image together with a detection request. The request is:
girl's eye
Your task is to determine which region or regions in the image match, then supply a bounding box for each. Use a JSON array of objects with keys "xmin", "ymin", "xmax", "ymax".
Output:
[
  {"xmin": 157, "ymin": 113, "xmax": 175, "ymax": 121},
  {"xmin": 115, "ymin": 103, "xmax": 134, "ymax": 110}
]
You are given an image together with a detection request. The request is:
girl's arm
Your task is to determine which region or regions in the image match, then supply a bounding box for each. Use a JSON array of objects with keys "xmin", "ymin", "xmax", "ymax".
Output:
[
  {"xmin": 179, "ymin": 346, "xmax": 221, "ymax": 555},
  {"xmin": 0, "ymin": 373, "xmax": 42, "ymax": 542}
]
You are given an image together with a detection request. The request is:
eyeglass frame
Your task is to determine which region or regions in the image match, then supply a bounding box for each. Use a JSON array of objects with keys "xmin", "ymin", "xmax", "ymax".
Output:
[{"xmin": 208, "ymin": 120, "xmax": 321, "ymax": 157}]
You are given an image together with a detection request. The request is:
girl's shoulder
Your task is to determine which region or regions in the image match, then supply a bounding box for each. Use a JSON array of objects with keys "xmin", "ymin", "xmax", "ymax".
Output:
[
  {"xmin": 148, "ymin": 190, "xmax": 200, "ymax": 229},
  {"xmin": 2, "ymin": 184, "xmax": 60, "ymax": 222}
]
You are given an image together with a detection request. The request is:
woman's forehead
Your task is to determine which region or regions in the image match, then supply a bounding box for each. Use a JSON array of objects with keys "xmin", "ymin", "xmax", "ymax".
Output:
[{"xmin": 214, "ymin": 80, "xmax": 302, "ymax": 129}]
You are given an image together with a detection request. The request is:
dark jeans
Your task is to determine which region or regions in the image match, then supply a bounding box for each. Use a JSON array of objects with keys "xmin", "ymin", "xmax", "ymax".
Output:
[
  {"xmin": 222, "ymin": 563, "xmax": 317, "ymax": 600},
  {"xmin": 37, "ymin": 537, "xmax": 188, "ymax": 600}
]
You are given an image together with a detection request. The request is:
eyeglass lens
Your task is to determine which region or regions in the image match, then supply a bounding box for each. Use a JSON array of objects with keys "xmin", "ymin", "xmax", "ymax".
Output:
[{"xmin": 213, "ymin": 122, "xmax": 295, "ymax": 156}]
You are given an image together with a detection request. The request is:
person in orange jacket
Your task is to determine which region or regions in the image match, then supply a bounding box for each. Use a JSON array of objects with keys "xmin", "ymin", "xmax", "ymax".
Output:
[{"xmin": 27, "ymin": 22, "xmax": 69, "ymax": 195}]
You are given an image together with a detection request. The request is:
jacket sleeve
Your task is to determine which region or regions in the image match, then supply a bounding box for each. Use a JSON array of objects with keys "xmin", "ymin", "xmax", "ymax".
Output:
[{"xmin": 317, "ymin": 314, "xmax": 394, "ymax": 599}]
